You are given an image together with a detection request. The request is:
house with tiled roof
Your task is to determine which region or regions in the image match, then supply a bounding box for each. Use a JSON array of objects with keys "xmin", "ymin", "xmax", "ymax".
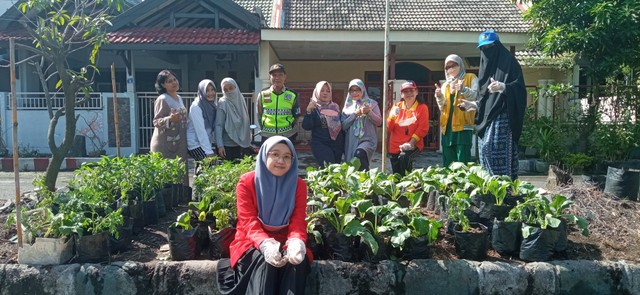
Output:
[
  {"xmin": 234, "ymin": 0, "xmax": 570, "ymax": 150},
  {"xmin": 0, "ymin": 0, "xmax": 570, "ymax": 157}
]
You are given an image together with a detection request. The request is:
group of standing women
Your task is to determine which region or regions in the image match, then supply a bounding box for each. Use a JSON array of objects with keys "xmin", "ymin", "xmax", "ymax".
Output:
[
  {"xmin": 302, "ymin": 78, "xmax": 383, "ymax": 171},
  {"xmin": 149, "ymin": 70, "xmax": 252, "ymax": 183}
]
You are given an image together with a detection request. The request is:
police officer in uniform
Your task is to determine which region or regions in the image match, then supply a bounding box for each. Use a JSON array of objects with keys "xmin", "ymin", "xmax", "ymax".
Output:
[{"xmin": 257, "ymin": 63, "xmax": 300, "ymax": 143}]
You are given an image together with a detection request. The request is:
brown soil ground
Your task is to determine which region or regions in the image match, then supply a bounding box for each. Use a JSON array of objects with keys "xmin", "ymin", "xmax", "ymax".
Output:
[{"xmin": 1, "ymin": 183, "xmax": 639, "ymax": 265}]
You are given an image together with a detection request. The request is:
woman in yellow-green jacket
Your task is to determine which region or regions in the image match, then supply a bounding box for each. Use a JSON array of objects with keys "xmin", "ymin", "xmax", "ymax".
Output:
[{"xmin": 435, "ymin": 54, "xmax": 479, "ymax": 167}]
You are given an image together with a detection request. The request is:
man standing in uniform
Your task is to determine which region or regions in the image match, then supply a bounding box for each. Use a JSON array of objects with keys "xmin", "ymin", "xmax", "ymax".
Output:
[{"xmin": 257, "ymin": 63, "xmax": 300, "ymax": 143}]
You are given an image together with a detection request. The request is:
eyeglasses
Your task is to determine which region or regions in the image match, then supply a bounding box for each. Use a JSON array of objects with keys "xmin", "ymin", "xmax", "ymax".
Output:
[
  {"xmin": 349, "ymin": 88, "xmax": 362, "ymax": 93},
  {"xmin": 267, "ymin": 152, "xmax": 293, "ymax": 163},
  {"xmin": 445, "ymin": 64, "xmax": 459, "ymax": 70}
]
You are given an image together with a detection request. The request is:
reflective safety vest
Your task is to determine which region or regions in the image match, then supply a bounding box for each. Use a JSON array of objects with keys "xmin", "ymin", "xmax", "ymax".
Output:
[{"xmin": 260, "ymin": 88, "xmax": 298, "ymax": 135}]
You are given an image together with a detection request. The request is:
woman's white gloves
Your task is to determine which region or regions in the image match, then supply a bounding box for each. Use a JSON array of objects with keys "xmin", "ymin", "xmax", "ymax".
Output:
[
  {"xmin": 457, "ymin": 99, "xmax": 478, "ymax": 112},
  {"xmin": 260, "ymin": 238, "xmax": 287, "ymax": 267},
  {"xmin": 285, "ymin": 238, "xmax": 306, "ymax": 265},
  {"xmin": 488, "ymin": 78, "xmax": 506, "ymax": 93},
  {"xmin": 259, "ymin": 238, "xmax": 306, "ymax": 267},
  {"xmin": 399, "ymin": 142, "xmax": 415, "ymax": 152}
]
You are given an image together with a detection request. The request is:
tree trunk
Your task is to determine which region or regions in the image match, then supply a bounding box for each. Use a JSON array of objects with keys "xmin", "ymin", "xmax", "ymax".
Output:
[
  {"xmin": 43, "ymin": 62, "xmax": 79, "ymax": 192},
  {"xmin": 44, "ymin": 149, "xmax": 66, "ymax": 191}
]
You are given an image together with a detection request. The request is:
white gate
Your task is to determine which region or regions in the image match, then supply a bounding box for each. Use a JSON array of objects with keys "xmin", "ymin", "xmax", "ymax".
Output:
[{"xmin": 137, "ymin": 92, "xmax": 256, "ymax": 152}]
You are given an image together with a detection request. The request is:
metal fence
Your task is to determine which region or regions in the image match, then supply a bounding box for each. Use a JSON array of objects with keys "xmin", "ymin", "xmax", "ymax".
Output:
[
  {"xmin": 137, "ymin": 92, "xmax": 257, "ymax": 151},
  {"xmin": 7, "ymin": 92, "xmax": 103, "ymax": 110}
]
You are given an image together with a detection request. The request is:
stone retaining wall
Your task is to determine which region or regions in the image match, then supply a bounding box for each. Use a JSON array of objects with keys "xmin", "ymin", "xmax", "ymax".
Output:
[{"xmin": 0, "ymin": 260, "xmax": 638, "ymax": 294}]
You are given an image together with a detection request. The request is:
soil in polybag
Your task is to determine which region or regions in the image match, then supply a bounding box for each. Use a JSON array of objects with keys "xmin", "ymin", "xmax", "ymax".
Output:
[{"xmin": 168, "ymin": 226, "xmax": 198, "ymax": 261}]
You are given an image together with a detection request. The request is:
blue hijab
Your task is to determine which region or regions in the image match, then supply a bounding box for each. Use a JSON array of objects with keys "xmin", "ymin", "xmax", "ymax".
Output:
[{"xmin": 255, "ymin": 136, "xmax": 299, "ymax": 228}]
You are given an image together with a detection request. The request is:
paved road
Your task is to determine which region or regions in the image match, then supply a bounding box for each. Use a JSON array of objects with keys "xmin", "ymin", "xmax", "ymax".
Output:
[
  {"xmin": 0, "ymin": 151, "xmax": 548, "ymax": 201},
  {"xmin": 0, "ymin": 171, "xmax": 75, "ymax": 201}
]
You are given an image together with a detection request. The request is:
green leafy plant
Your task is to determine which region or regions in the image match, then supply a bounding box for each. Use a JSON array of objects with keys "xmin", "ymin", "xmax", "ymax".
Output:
[
  {"xmin": 408, "ymin": 214, "xmax": 443, "ymax": 245},
  {"xmin": 309, "ymin": 196, "xmax": 378, "ymax": 255},
  {"xmin": 510, "ymin": 178, "xmax": 537, "ymax": 198},
  {"xmin": 562, "ymin": 153, "xmax": 593, "ymax": 174},
  {"xmin": 481, "ymin": 176, "xmax": 511, "ymax": 206},
  {"xmin": 172, "ymin": 211, "xmax": 193, "ymax": 230},
  {"xmin": 190, "ymin": 155, "xmax": 255, "ymax": 229},
  {"xmin": 506, "ymin": 194, "xmax": 589, "ymax": 238},
  {"xmin": 5, "ymin": 207, "xmax": 59, "ymax": 244},
  {"xmin": 445, "ymin": 191, "xmax": 472, "ymax": 232},
  {"xmin": 590, "ymin": 121, "xmax": 639, "ymax": 162},
  {"xmin": 50, "ymin": 187, "xmax": 124, "ymax": 237}
]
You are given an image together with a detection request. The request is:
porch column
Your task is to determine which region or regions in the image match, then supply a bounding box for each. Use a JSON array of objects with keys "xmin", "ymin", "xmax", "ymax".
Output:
[
  {"xmin": 124, "ymin": 50, "xmax": 138, "ymax": 154},
  {"xmin": 254, "ymin": 42, "xmax": 276, "ymax": 141}
]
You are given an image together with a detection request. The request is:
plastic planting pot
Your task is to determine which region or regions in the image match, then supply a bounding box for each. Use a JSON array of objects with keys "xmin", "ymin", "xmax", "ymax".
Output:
[
  {"xmin": 454, "ymin": 222, "xmax": 488, "ymax": 261},
  {"xmin": 519, "ymin": 223, "xmax": 567, "ymax": 262},
  {"xmin": 168, "ymin": 226, "xmax": 198, "ymax": 261},
  {"xmin": 491, "ymin": 219, "xmax": 521, "ymax": 257},
  {"xmin": 75, "ymin": 232, "xmax": 110, "ymax": 263}
]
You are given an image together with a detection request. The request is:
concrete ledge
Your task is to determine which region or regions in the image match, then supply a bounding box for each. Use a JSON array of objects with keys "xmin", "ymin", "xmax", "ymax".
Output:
[
  {"xmin": 0, "ymin": 157, "xmax": 102, "ymax": 172},
  {"xmin": 0, "ymin": 260, "xmax": 638, "ymax": 294}
]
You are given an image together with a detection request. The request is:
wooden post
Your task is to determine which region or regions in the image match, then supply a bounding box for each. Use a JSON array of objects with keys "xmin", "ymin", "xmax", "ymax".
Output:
[
  {"xmin": 10, "ymin": 38, "xmax": 22, "ymax": 247},
  {"xmin": 111, "ymin": 63, "xmax": 120, "ymax": 157}
]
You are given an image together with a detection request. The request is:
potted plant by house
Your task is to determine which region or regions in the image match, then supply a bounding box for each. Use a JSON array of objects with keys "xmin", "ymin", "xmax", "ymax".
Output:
[
  {"xmin": 447, "ymin": 191, "xmax": 488, "ymax": 260},
  {"xmin": 61, "ymin": 185, "xmax": 124, "ymax": 263},
  {"xmin": 534, "ymin": 118, "xmax": 565, "ymax": 172},
  {"xmin": 506, "ymin": 193, "xmax": 589, "ymax": 261},
  {"xmin": 309, "ymin": 196, "xmax": 378, "ymax": 262},
  {"xmin": 128, "ymin": 153, "xmax": 165, "ymax": 225},
  {"xmin": 167, "ymin": 211, "xmax": 198, "ymax": 261},
  {"xmin": 8, "ymin": 206, "xmax": 75, "ymax": 265}
]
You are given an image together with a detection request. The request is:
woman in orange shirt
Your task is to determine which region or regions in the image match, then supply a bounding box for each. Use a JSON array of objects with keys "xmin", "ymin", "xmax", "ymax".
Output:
[{"xmin": 387, "ymin": 80, "xmax": 430, "ymax": 176}]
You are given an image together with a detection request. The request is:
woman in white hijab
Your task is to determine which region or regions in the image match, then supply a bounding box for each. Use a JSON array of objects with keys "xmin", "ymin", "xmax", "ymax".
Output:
[
  {"xmin": 435, "ymin": 54, "xmax": 479, "ymax": 167},
  {"xmin": 215, "ymin": 78, "xmax": 252, "ymax": 161},
  {"xmin": 187, "ymin": 79, "xmax": 217, "ymax": 162}
]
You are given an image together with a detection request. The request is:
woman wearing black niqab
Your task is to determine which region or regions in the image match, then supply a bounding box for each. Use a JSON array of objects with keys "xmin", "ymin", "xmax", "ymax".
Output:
[{"xmin": 457, "ymin": 29, "xmax": 527, "ymax": 179}]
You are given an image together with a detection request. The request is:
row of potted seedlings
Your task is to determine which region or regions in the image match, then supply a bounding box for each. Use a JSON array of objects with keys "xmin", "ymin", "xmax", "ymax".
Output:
[
  {"xmin": 306, "ymin": 161, "xmax": 590, "ymax": 262},
  {"xmin": 165, "ymin": 157, "xmax": 590, "ymax": 263},
  {"xmin": 425, "ymin": 162, "xmax": 589, "ymax": 261},
  {"xmin": 7, "ymin": 153, "xmax": 191, "ymax": 265},
  {"xmin": 305, "ymin": 160, "xmax": 442, "ymax": 262}
]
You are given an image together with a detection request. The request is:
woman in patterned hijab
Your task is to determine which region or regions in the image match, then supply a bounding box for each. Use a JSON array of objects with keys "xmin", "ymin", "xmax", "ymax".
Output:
[{"xmin": 341, "ymin": 79, "xmax": 382, "ymax": 170}]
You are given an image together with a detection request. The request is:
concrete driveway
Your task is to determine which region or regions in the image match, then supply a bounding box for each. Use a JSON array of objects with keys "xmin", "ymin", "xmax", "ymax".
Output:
[{"xmin": 0, "ymin": 171, "xmax": 75, "ymax": 201}]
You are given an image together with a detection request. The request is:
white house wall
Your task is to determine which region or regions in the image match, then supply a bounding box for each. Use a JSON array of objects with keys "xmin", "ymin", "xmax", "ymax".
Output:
[{"xmin": 0, "ymin": 92, "xmax": 136, "ymax": 157}]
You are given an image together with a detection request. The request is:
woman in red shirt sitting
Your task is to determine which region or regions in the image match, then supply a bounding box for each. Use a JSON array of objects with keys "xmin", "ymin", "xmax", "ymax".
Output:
[{"xmin": 217, "ymin": 135, "xmax": 312, "ymax": 294}]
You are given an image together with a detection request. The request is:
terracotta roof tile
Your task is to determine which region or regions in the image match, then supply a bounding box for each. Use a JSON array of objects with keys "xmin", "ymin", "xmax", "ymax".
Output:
[
  {"xmin": 107, "ymin": 27, "xmax": 260, "ymax": 45},
  {"xmin": 235, "ymin": 0, "xmax": 530, "ymax": 32}
]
